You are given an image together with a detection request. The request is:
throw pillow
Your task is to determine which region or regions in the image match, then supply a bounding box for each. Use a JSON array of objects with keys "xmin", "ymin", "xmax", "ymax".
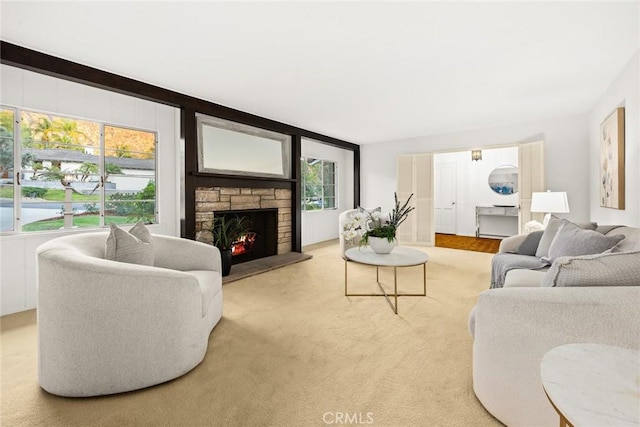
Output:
[
  {"xmin": 515, "ymin": 230, "xmax": 544, "ymax": 256},
  {"xmin": 105, "ymin": 222, "xmax": 154, "ymax": 266},
  {"xmin": 535, "ymin": 216, "xmax": 597, "ymax": 258},
  {"xmin": 541, "ymin": 219, "xmax": 625, "ymax": 265},
  {"xmin": 541, "ymin": 251, "xmax": 640, "ymax": 287},
  {"xmin": 358, "ymin": 206, "xmax": 381, "ymax": 216}
]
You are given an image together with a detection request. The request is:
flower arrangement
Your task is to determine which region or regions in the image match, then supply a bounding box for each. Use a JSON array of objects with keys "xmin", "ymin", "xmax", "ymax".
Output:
[{"xmin": 342, "ymin": 193, "xmax": 415, "ymax": 245}]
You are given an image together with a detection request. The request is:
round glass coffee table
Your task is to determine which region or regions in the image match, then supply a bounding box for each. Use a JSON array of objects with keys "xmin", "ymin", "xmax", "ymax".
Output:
[{"xmin": 344, "ymin": 246, "xmax": 429, "ymax": 314}]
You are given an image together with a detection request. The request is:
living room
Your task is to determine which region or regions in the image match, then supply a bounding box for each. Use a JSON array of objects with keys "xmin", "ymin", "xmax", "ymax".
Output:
[{"xmin": 1, "ymin": 1, "xmax": 639, "ymax": 426}]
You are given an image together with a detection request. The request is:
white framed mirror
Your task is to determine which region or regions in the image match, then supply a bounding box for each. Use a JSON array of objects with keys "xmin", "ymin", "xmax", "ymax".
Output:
[{"xmin": 196, "ymin": 113, "xmax": 291, "ymax": 179}]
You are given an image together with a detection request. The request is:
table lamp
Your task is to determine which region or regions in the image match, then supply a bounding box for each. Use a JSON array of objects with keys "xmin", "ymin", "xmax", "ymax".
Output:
[{"xmin": 530, "ymin": 191, "xmax": 570, "ymax": 227}]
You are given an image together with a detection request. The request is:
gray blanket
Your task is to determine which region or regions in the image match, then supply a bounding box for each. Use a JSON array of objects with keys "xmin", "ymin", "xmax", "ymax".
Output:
[{"xmin": 490, "ymin": 253, "xmax": 548, "ymax": 289}]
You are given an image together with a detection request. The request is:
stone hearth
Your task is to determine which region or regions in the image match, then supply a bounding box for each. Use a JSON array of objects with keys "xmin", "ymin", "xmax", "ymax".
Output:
[{"xmin": 194, "ymin": 187, "xmax": 292, "ymax": 255}]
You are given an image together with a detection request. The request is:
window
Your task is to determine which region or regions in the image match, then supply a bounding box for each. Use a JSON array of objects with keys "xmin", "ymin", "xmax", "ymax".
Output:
[
  {"xmin": 0, "ymin": 108, "xmax": 15, "ymax": 232},
  {"xmin": 1, "ymin": 107, "xmax": 157, "ymax": 233},
  {"xmin": 301, "ymin": 157, "xmax": 336, "ymax": 211},
  {"xmin": 103, "ymin": 125, "xmax": 156, "ymax": 226}
]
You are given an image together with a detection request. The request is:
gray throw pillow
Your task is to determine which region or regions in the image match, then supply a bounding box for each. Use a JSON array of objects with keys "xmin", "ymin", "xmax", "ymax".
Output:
[
  {"xmin": 542, "ymin": 251, "xmax": 640, "ymax": 287},
  {"xmin": 105, "ymin": 222, "xmax": 154, "ymax": 266},
  {"xmin": 535, "ymin": 216, "xmax": 597, "ymax": 258},
  {"xmin": 515, "ymin": 230, "xmax": 544, "ymax": 256},
  {"xmin": 358, "ymin": 206, "xmax": 381, "ymax": 216},
  {"xmin": 541, "ymin": 219, "xmax": 624, "ymax": 265}
]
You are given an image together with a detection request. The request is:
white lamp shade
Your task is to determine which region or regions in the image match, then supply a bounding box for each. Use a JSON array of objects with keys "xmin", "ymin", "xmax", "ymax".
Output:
[{"xmin": 530, "ymin": 191, "xmax": 570, "ymax": 214}]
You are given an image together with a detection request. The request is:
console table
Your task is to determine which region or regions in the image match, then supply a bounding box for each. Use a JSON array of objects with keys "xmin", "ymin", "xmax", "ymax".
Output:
[
  {"xmin": 541, "ymin": 343, "xmax": 640, "ymax": 427},
  {"xmin": 475, "ymin": 206, "xmax": 518, "ymax": 238}
]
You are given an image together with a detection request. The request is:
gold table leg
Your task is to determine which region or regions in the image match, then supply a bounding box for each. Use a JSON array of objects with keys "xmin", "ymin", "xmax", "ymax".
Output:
[
  {"xmin": 394, "ymin": 267, "xmax": 398, "ymax": 314},
  {"xmin": 344, "ymin": 259, "xmax": 347, "ymax": 296},
  {"xmin": 344, "ymin": 261, "xmax": 427, "ymax": 314}
]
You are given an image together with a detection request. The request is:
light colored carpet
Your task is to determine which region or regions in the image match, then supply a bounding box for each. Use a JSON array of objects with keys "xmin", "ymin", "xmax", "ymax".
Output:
[{"xmin": 1, "ymin": 241, "xmax": 501, "ymax": 427}]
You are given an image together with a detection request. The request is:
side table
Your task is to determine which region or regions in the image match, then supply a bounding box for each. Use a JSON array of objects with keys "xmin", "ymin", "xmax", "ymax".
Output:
[{"xmin": 540, "ymin": 343, "xmax": 640, "ymax": 427}]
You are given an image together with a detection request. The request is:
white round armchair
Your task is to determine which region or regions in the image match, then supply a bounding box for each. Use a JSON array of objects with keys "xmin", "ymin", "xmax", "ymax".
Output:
[
  {"xmin": 36, "ymin": 232, "xmax": 223, "ymax": 397},
  {"xmin": 339, "ymin": 209, "xmax": 362, "ymax": 259}
]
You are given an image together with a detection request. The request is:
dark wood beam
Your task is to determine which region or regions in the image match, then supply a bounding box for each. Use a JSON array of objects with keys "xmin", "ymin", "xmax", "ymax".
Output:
[
  {"xmin": 183, "ymin": 107, "xmax": 198, "ymax": 239},
  {"xmin": 1, "ymin": 40, "xmax": 361, "ymax": 244},
  {"xmin": 292, "ymin": 135, "xmax": 302, "ymax": 252},
  {"xmin": 354, "ymin": 149, "xmax": 361, "ymax": 208},
  {"xmin": 0, "ymin": 41, "xmax": 359, "ymax": 151}
]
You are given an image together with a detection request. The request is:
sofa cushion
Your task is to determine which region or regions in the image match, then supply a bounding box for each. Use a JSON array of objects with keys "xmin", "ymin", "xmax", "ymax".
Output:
[
  {"xmin": 515, "ymin": 230, "xmax": 544, "ymax": 256},
  {"xmin": 542, "ymin": 220, "xmax": 624, "ymax": 264},
  {"xmin": 535, "ymin": 216, "xmax": 597, "ymax": 258},
  {"xmin": 541, "ymin": 251, "xmax": 640, "ymax": 287},
  {"xmin": 187, "ymin": 270, "xmax": 222, "ymax": 317},
  {"xmin": 504, "ymin": 268, "xmax": 548, "ymax": 287},
  {"xmin": 605, "ymin": 227, "xmax": 640, "ymax": 252},
  {"xmin": 105, "ymin": 222, "xmax": 154, "ymax": 266}
]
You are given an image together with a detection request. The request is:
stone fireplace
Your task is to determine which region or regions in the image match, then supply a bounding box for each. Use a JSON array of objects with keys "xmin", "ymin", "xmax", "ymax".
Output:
[{"xmin": 194, "ymin": 187, "xmax": 292, "ymax": 260}]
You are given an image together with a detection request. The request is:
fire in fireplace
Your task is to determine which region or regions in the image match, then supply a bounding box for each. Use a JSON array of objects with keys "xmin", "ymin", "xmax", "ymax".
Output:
[
  {"xmin": 232, "ymin": 232, "xmax": 257, "ymax": 256},
  {"xmin": 217, "ymin": 208, "xmax": 278, "ymax": 264}
]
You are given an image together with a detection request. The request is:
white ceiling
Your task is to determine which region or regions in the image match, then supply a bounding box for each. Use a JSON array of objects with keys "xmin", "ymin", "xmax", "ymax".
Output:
[{"xmin": 1, "ymin": 1, "xmax": 639, "ymax": 145}]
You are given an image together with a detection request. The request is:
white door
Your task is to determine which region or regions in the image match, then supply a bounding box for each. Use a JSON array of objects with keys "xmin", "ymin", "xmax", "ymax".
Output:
[{"xmin": 435, "ymin": 162, "xmax": 457, "ymax": 234}]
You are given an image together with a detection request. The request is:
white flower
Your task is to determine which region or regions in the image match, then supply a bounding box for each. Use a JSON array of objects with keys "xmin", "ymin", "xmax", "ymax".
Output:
[
  {"xmin": 343, "ymin": 229, "xmax": 358, "ymax": 241},
  {"xmin": 342, "ymin": 212, "xmax": 370, "ymax": 243},
  {"xmin": 379, "ymin": 212, "xmax": 390, "ymax": 225}
]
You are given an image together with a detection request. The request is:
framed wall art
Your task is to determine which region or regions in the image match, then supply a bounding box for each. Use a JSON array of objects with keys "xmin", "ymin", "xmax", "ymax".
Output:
[{"xmin": 600, "ymin": 107, "xmax": 625, "ymax": 209}]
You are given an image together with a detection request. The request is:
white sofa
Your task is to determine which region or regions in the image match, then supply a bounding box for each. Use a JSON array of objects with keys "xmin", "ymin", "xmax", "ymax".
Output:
[
  {"xmin": 36, "ymin": 232, "xmax": 223, "ymax": 397},
  {"xmin": 469, "ymin": 225, "xmax": 640, "ymax": 426},
  {"xmin": 498, "ymin": 225, "xmax": 640, "ymax": 287}
]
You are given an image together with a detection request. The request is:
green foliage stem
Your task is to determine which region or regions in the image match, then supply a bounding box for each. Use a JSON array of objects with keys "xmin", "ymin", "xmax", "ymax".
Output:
[
  {"xmin": 361, "ymin": 192, "xmax": 415, "ymax": 243},
  {"xmin": 209, "ymin": 215, "xmax": 251, "ymax": 250}
]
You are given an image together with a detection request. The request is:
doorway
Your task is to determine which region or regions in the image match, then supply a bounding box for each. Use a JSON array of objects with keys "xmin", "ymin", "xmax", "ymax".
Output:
[
  {"xmin": 433, "ymin": 147, "xmax": 519, "ymax": 239},
  {"xmin": 396, "ymin": 142, "xmax": 543, "ymax": 248}
]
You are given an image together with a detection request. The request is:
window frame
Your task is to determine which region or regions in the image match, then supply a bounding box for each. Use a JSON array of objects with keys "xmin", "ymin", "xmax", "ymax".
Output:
[
  {"xmin": 0, "ymin": 104, "xmax": 158, "ymax": 234},
  {"xmin": 0, "ymin": 106, "xmax": 18, "ymax": 233},
  {"xmin": 301, "ymin": 156, "xmax": 338, "ymax": 212}
]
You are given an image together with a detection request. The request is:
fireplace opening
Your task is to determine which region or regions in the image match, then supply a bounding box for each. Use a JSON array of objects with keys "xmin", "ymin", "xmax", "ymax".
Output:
[{"xmin": 217, "ymin": 208, "xmax": 278, "ymax": 264}]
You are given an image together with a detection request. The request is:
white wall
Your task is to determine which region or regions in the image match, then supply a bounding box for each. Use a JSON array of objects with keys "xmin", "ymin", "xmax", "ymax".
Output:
[
  {"xmin": 301, "ymin": 138, "xmax": 354, "ymax": 246},
  {"xmin": 589, "ymin": 50, "xmax": 639, "ymax": 227},
  {"xmin": 0, "ymin": 65, "xmax": 181, "ymax": 315},
  {"xmin": 435, "ymin": 147, "xmax": 518, "ymax": 236},
  {"xmin": 361, "ymin": 114, "xmax": 591, "ymax": 222}
]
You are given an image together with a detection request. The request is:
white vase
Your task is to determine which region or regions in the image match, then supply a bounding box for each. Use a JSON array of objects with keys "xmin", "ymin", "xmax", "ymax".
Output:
[{"xmin": 368, "ymin": 236, "xmax": 397, "ymax": 254}]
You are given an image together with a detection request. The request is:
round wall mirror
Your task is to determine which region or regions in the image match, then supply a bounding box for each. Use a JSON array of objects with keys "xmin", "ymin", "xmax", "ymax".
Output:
[{"xmin": 488, "ymin": 165, "xmax": 518, "ymax": 195}]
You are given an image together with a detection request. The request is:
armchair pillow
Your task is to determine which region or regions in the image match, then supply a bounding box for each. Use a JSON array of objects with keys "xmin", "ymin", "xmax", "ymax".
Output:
[
  {"xmin": 358, "ymin": 206, "xmax": 381, "ymax": 215},
  {"xmin": 105, "ymin": 222, "xmax": 154, "ymax": 265},
  {"xmin": 541, "ymin": 251, "xmax": 640, "ymax": 287},
  {"xmin": 541, "ymin": 219, "xmax": 624, "ymax": 264}
]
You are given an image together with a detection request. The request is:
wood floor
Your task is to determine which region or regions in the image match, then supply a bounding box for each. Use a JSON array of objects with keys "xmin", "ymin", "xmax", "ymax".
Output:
[{"xmin": 435, "ymin": 233, "xmax": 501, "ymax": 254}]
